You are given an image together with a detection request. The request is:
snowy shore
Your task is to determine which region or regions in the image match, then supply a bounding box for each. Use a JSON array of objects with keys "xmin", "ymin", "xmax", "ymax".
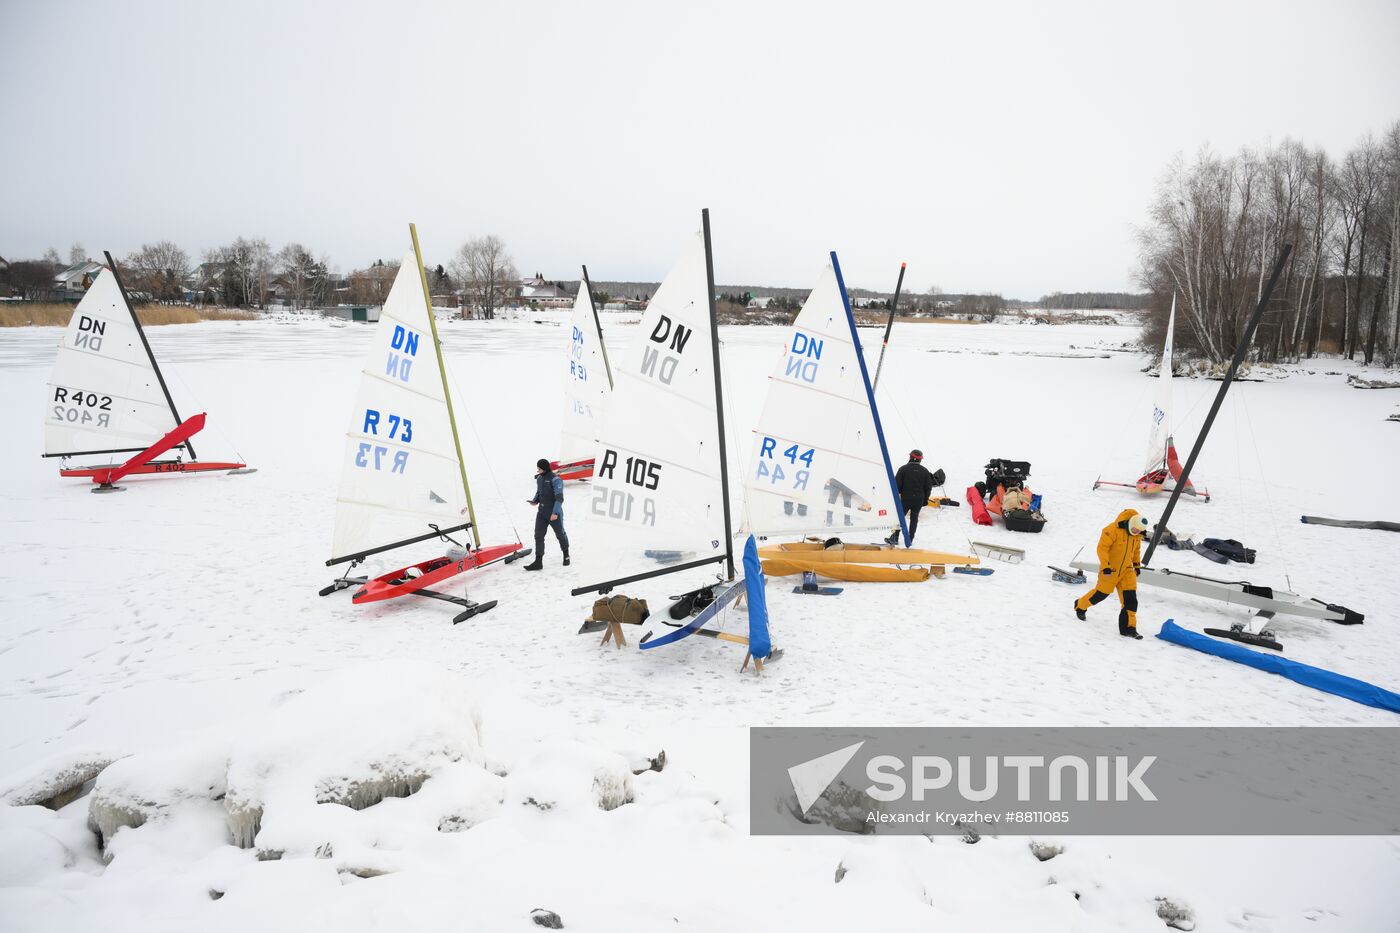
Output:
[{"xmin": 1, "ymin": 317, "xmax": 1397, "ymax": 932}]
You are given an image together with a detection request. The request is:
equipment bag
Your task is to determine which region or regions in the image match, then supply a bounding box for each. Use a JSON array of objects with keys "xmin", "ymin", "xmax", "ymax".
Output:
[
  {"xmin": 1201, "ymin": 537, "xmax": 1256, "ymax": 564},
  {"xmin": 1003, "ymin": 508, "xmax": 1047, "ymax": 533},
  {"xmin": 593, "ymin": 595, "xmax": 650, "ymax": 625}
]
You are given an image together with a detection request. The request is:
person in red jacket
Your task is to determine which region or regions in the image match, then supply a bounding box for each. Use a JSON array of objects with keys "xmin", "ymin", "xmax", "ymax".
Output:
[{"xmin": 1074, "ymin": 508, "xmax": 1151, "ymax": 640}]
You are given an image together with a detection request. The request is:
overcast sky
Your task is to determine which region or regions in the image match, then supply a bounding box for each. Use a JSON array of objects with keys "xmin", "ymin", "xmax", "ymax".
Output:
[{"xmin": 2, "ymin": 0, "xmax": 1398, "ymax": 298}]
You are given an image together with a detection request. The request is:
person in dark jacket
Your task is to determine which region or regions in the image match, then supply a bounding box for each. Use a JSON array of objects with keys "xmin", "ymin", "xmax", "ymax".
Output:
[
  {"xmin": 523, "ymin": 458, "xmax": 568, "ymax": 571},
  {"xmin": 885, "ymin": 449, "xmax": 936, "ymax": 546}
]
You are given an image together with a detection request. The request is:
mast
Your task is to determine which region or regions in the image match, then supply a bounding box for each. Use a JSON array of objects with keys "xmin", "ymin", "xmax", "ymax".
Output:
[
  {"xmin": 581, "ymin": 264, "xmax": 613, "ymax": 390},
  {"xmin": 834, "ymin": 252, "xmax": 910, "ymax": 547},
  {"xmin": 703, "ymin": 208, "xmax": 736, "ymax": 582},
  {"xmin": 409, "ymin": 223, "xmax": 480, "ymax": 549},
  {"xmin": 1143, "ymin": 244, "xmax": 1292, "ymax": 566},
  {"xmin": 871, "ymin": 261, "xmax": 907, "ymax": 390},
  {"xmin": 103, "ymin": 250, "xmax": 194, "ymax": 460}
]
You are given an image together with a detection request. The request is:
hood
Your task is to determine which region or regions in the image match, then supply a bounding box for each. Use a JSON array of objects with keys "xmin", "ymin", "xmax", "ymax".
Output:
[{"xmin": 1115, "ymin": 508, "xmax": 1139, "ymax": 527}]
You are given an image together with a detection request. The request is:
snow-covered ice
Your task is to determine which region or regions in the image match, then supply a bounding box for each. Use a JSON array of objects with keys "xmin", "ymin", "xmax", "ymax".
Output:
[{"xmin": 1, "ymin": 313, "xmax": 1398, "ymax": 932}]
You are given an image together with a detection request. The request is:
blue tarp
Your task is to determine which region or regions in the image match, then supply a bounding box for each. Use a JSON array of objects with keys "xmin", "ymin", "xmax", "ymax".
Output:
[
  {"xmin": 743, "ymin": 535, "xmax": 772, "ymax": 660},
  {"xmin": 1157, "ymin": 620, "xmax": 1400, "ymax": 715}
]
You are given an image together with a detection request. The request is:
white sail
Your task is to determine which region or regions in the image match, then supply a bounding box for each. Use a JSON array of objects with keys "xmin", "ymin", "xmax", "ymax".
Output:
[
  {"xmin": 329, "ymin": 254, "xmax": 469, "ymax": 563},
  {"xmin": 742, "ymin": 258, "xmax": 900, "ymax": 539},
  {"xmin": 44, "ymin": 268, "xmax": 181, "ymax": 458},
  {"xmin": 559, "ymin": 279, "xmax": 611, "ymax": 464},
  {"xmin": 574, "ymin": 230, "xmax": 728, "ymax": 590},
  {"xmin": 1143, "ymin": 295, "xmax": 1176, "ymax": 474}
]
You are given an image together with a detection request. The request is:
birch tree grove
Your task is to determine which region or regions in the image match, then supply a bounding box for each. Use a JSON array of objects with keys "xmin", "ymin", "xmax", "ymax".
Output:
[{"xmin": 1137, "ymin": 122, "xmax": 1400, "ymax": 367}]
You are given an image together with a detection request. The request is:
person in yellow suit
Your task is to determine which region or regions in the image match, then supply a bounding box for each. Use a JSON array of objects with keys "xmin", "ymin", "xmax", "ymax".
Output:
[{"xmin": 1074, "ymin": 508, "xmax": 1152, "ymax": 640}]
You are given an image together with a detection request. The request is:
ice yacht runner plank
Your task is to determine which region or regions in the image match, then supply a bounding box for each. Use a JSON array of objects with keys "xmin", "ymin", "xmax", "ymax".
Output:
[{"xmin": 757, "ymin": 543, "xmax": 977, "ymax": 566}]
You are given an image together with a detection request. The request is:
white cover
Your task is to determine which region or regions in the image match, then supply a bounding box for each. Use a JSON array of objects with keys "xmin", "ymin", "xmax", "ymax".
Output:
[
  {"xmin": 742, "ymin": 261, "xmax": 900, "ymax": 538},
  {"xmin": 574, "ymin": 231, "xmax": 728, "ymax": 590},
  {"xmin": 330, "ymin": 254, "xmax": 468, "ymax": 563},
  {"xmin": 43, "ymin": 269, "xmax": 180, "ymax": 457},
  {"xmin": 1144, "ymin": 295, "xmax": 1176, "ymax": 474},
  {"xmin": 559, "ymin": 279, "xmax": 611, "ymax": 464}
]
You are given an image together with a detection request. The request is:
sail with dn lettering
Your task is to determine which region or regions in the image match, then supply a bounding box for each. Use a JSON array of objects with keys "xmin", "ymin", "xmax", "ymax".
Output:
[
  {"xmin": 571, "ymin": 217, "xmax": 734, "ymax": 596},
  {"xmin": 742, "ymin": 254, "xmax": 906, "ymax": 545},
  {"xmin": 321, "ymin": 225, "xmax": 529, "ymax": 622},
  {"xmin": 553, "ymin": 266, "xmax": 613, "ymax": 482},
  {"xmin": 43, "ymin": 252, "xmax": 252, "ymax": 491}
]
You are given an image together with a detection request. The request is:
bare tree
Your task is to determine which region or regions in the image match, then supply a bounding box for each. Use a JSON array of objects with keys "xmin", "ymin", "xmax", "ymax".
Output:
[
  {"xmin": 126, "ymin": 241, "xmax": 190, "ymax": 302},
  {"xmin": 1332, "ymin": 137, "xmax": 1383, "ymax": 359},
  {"xmin": 277, "ymin": 242, "xmax": 329, "ymax": 309},
  {"xmin": 450, "ymin": 235, "xmax": 519, "ymax": 320},
  {"xmin": 206, "ymin": 237, "xmax": 272, "ymax": 307},
  {"xmin": 69, "ymin": 243, "xmax": 87, "ymax": 265},
  {"xmin": 349, "ymin": 259, "xmax": 400, "ymax": 306}
]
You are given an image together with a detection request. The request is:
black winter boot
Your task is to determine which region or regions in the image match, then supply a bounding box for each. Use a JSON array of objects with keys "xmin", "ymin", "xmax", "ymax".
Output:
[
  {"xmin": 1119, "ymin": 626, "xmax": 1143, "ymax": 640},
  {"xmin": 563, "ymin": 553, "xmax": 571, "ymax": 567},
  {"xmin": 523, "ymin": 558, "xmax": 543, "ymax": 571},
  {"xmin": 1074, "ymin": 603, "xmax": 1087, "ymax": 622}
]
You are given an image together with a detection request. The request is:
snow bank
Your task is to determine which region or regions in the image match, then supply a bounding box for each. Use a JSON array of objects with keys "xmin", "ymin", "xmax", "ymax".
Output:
[
  {"xmin": 505, "ymin": 739, "xmax": 635, "ymax": 812},
  {"xmin": 0, "ymin": 806, "xmax": 85, "ymax": 885},
  {"xmin": 0, "ymin": 747, "xmax": 117, "ymax": 809},
  {"xmin": 223, "ymin": 660, "xmax": 486, "ymax": 853},
  {"xmin": 86, "ymin": 743, "xmax": 228, "ymax": 851}
]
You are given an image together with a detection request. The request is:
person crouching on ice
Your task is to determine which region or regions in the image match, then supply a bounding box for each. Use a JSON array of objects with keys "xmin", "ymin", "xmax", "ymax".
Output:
[
  {"xmin": 1074, "ymin": 508, "xmax": 1151, "ymax": 640},
  {"xmin": 523, "ymin": 458, "xmax": 568, "ymax": 571}
]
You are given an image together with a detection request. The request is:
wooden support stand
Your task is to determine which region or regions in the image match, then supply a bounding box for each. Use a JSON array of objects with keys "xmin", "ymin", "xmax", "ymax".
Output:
[
  {"xmin": 741, "ymin": 652, "xmax": 764, "ymax": 675},
  {"xmin": 600, "ymin": 619, "xmax": 628, "ymax": 649}
]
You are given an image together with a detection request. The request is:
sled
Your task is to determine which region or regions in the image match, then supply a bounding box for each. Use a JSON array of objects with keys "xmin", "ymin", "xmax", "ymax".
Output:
[{"xmin": 969, "ymin": 540, "xmax": 1025, "ymax": 564}]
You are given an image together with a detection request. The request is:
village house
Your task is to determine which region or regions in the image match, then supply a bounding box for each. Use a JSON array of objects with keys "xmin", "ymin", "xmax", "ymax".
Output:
[
  {"xmin": 54, "ymin": 260, "xmax": 106, "ymax": 292},
  {"xmin": 518, "ymin": 273, "xmax": 573, "ymax": 308}
]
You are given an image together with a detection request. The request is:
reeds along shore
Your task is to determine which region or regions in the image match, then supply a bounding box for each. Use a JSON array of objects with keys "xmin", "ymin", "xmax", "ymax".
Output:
[{"xmin": 0, "ymin": 304, "xmax": 256, "ymax": 327}]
